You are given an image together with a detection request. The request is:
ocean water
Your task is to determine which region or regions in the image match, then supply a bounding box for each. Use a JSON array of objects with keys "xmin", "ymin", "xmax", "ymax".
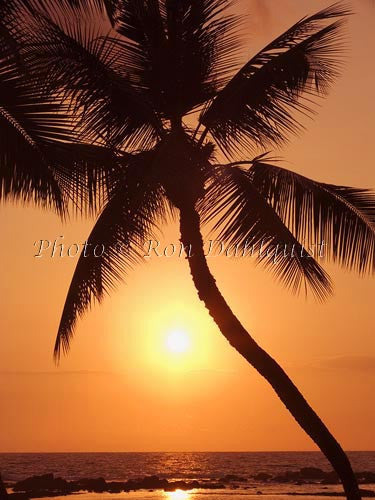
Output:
[
  {"xmin": 1, "ymin": 451, "xmax": 375, "ymax": 482},
  {"xmin": 1, "ymin": 452, "xmax": 374, "ymax": 499}
]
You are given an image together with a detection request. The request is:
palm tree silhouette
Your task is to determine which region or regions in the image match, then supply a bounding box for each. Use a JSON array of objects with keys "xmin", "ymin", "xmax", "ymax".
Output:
[{"xmin": 1, "ymin": 1, "xmax": 374, "ymax": 499}]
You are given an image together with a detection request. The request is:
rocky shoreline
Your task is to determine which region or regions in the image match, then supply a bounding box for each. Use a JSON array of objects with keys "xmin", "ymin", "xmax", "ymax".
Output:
[{"xmin": 1, "ymin": 468, "xmax": 375, "ymax": 499}]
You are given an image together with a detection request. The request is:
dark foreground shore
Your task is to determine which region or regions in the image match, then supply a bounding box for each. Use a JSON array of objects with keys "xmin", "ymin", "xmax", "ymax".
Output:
[{"xmin": 1, "ymin": 468, "xmax": 375, "ymax": 499}]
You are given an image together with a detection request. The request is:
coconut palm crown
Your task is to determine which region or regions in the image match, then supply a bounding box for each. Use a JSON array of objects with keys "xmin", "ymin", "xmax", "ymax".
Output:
[{"xmin": 1, "ymin": 2, "xmax": 374, "ymax": 500}]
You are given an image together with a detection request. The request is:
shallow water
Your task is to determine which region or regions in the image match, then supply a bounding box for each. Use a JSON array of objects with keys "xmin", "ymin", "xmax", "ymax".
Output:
[{"xmin": 1, "ymin": 452, "xmax": 374, "ymax": 499}]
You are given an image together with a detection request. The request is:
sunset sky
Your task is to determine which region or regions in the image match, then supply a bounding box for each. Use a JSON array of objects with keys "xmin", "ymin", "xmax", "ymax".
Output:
[{"xmin": 0, "ymin": 0, "xmax": 374, "ymax": 453}]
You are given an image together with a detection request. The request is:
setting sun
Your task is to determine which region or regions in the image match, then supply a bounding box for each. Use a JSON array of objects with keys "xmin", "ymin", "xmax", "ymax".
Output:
[{"xmin": 165, "ymin": 329, "xmax": 191, "ymax": 354}]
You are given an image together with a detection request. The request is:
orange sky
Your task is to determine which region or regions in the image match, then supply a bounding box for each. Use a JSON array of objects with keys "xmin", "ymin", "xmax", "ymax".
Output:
[{"xmin": 0, "ymin": 0, "xmax": 374, "ymax": 452}]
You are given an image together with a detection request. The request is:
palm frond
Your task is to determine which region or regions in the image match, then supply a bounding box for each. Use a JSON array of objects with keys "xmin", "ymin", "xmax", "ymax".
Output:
[
  {"xmin": 0, "ymin": 111, "xmax": 64, "ymax": 212},
  {"xmin": 111, "ymin": 0, "xmax": 241, "ymax": 119},
  {"xmin": 47, "ymin": 143, "xmax": 121, "ymax": 215},
  {"xmin": 200, "ymin": 164, "xmax": 332, "ymax": 300},
  {"xmin": 2, "ymin": 0, "xmax": 163, "ymax": 150},
  {"xmin": 199, "ymin": 2, "xmax": 351, "ymax": 154},
  {"xmin": 102, "ymin": 0, "xmax": 120, "ymax": 25},
  {"xmin": 250, "ymin": 160, "xmax": 375, "ymax": 274},
  {"xmin": 0, "ymin": 18, "xmax": 122, "ymax": 214},
  {"xmin": 54, "ymin": 151, "xmax": 169, "ymax": 360},
  {"xmin": 0, "ymin": 33, "xmax": 67, "ymax": 212}
]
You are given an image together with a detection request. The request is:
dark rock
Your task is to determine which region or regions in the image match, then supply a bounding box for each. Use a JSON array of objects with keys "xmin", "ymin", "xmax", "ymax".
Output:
[
  {"xmin": 25, "ymin": 491, "xmax": 67, "ymax": 498},
  {"xmin": 360, "ymin": 488, "xmax": 375, "ymax": 497},
  {"xmin": 273, "ymin": 468, "xmax": 330, "ymax": 484},
  {"xmin": 2, "ymin": 472, "xmax": 247, "ymax": 498},
  {"xmin": 203, "ymin": 483, "xmax": 225, "ymax": 490},
  {"xmin": 138, "ymin": 476, "xmax": 168, "ymax": 490},
  {"xmin": 105, "ymin": 481, "xmax": 127, "ymax": 493},
  {"xmin": 254, "ymin": 473, "xmax": 272, "ymax": 481},
  {"xmin": 300, "ymin": 467, "xmax": 326, "ymax": 480},
  {"xmin": 273, "ymin": 471, "xmax": 300, "ymax": 483},
  {"xmin": 73, "ymin": 477, "xmax": 106, "ymax": 492},
  {"xmin": 13, "ymin": 475, "xmax": 70, "ymax": 494},
  {"xmin": 320, "ymin": 471, "xmax": 340, "ymax": 484},
  {"xmin": 220, "ymin": 474, "xmax": 247, "ymax": 483},
  {"xmin": 356, "ymin": 472, "xmax": 375, "ymax": 484},
  {"xmin": 190, "ymin": 481, "xmax": 200, "ymax": 489}
]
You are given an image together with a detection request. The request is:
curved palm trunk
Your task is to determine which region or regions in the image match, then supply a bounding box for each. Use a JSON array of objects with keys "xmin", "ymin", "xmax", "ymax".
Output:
[{"xmin": 178, "ymin": 202, "xmax": 361, "ymax": 500}]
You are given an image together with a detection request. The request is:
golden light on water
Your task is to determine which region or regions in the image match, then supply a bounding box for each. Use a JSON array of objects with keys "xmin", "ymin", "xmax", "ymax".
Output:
[{"xmin": 165, "ymin": 490, "xmax": 192, "ymax": 500}]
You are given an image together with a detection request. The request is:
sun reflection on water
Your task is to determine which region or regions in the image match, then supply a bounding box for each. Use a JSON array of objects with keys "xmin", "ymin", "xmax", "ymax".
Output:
[{"xmin": 165, "ymin": 490, "xmax": 192, "ymax": 500}]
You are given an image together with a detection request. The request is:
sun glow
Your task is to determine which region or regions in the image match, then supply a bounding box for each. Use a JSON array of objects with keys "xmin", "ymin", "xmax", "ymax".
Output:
[
  {"xmin": 165, "ymin": 328, "xmax": 191, "ymax": 354},
  {"xmin": 114, "ymin": 294, "xmax": 223, "ymax": 374},
  {"xmin": 165, "ymin": 490, "xmax": 192, "ymax": 500}
]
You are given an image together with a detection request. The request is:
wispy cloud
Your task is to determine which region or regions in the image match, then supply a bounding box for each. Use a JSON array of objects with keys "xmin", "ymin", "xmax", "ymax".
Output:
[
  {"xmin": 297, "ymin": 355, "xmax": 375, "ymax": 372},
  {"xmin": 317, "ymin": 355, "xmax": 375, "ymax": 371}
]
